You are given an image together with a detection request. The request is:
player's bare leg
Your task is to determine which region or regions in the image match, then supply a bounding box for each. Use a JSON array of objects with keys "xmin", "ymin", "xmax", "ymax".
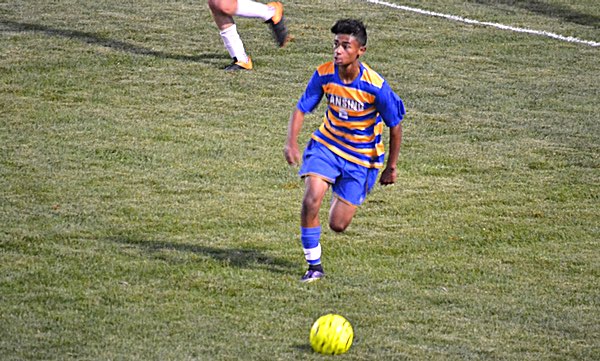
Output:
[
  {"xmin": 208, "ymin": 0, "xmax": 238, "ymax": 15},
  {"xmin": 301, "ymin": 176, "xmax": 329, "ymax": 228}
]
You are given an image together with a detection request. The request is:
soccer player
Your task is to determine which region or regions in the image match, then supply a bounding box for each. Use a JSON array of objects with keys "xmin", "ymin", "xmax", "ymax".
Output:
[
  {"xmin": 208, "ymin": 0, "xmax": 288, "ymax": 71},
  {"xmin": 284, "ymin": 19, "xmax": 406, "ymax": 282}
]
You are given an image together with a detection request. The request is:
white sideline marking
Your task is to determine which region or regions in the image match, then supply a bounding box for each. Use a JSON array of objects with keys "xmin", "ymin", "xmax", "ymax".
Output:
[{"xmin": 364, "ymin": 0, "xmax": 600, "ymax": 47}]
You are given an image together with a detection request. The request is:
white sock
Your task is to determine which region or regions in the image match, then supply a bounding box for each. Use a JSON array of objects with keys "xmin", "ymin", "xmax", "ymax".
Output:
[
  {"xmin": 219, "ymin": 24, "xmax": 249, "ymax": 63},
  {"xmin": 303, "ymin": 244, "xmax": 322, "ymax": 265},
  {"xmin": 235, "ymin": 0, "xmax": 275, "ymax": 21}
]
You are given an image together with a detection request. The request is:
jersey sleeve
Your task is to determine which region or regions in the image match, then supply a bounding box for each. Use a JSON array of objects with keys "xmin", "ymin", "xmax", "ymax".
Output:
[
  {"xmin": 297, "ymin": 70, "xmax": 324, "ymax": 114},
  {"xmin": 374, "ymin": 81, "xmax": 406, "ymax": 127}
]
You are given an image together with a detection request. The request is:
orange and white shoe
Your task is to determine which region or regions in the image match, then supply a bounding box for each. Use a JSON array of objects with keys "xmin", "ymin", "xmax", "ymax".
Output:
[
  {"xmin": 224, "ymin": 56, "xmax": 253, "ymax": 71},
  {"xmin": 266, "ymin": 2, "xmax": 288, "ymax": 47}
]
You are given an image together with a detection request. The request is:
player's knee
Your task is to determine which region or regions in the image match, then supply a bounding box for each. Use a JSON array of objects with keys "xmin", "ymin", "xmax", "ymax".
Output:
[
  {"xmin": 302, "ymin": 194, "xmax": 322, "ymax": 213},
  {"xmin": 208, "ymin": 0, "xmax": 236, "ymax": 15},
  {"xmin": 329, "ymin": 220, "xmax": 349, "ymax": 233}
]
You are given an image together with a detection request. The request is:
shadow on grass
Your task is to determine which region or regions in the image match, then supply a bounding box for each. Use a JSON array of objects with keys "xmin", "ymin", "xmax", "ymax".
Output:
[
  {"xmin": 0, "ymin": 19, "xmax": 229, "ymax": 63},
  {"xmin": 109, "ymin": 236, "xmax": 296, "ymax": 274},
  {"xmin": 292, "ymin": 343, "xmax": 313, "ymax": 354},
  {"xmin": 472, "ymin": 0, "xmax": 600, "ymax": 28}
]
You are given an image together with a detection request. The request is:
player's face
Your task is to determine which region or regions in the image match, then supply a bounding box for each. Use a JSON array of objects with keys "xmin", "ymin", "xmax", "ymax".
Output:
[{"xmin": 333, "ymin": 34, "xmax": 366, "ymax": 66}]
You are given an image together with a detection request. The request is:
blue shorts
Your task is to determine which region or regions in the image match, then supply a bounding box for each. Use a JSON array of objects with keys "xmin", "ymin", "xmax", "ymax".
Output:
[{"xmin": 299, "ymin": 139, "xmax": 380, "ymax": 206}]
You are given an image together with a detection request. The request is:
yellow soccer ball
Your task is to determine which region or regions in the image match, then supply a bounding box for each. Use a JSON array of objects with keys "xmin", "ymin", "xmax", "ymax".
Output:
[{"xmin": 309, "ymin": 314, "xmax": 354, "ymax": 355}]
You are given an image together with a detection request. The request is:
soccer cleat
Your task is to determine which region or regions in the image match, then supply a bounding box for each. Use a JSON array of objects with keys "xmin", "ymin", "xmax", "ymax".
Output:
[
  {"xmin": 265, "ymin": 2, "xmax": 288, "ymax": 47},
  {"xmin": 300, "ymin": 269, "xmax": 325, "ymax": 283},
  {"xmin": 224, "ymin": 56, "xmax": 253, "ymax": 71}
]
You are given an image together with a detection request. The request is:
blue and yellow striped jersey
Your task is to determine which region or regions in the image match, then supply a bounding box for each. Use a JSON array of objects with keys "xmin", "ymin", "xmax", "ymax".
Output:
[{"xmin": 297, "ymin": 61, "xmax": 405, "ymax": 169}]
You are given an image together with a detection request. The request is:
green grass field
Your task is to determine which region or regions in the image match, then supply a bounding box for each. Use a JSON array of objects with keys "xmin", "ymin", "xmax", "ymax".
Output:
[{"xmin": 1, "ymin": 0, "xmax": 598, "ymax": 359}]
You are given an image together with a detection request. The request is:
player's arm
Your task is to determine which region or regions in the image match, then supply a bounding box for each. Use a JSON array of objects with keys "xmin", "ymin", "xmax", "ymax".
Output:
[
  {"xmin": 379, "ymin": 123, "xmax": 402, "ymax": 185},
  {"xmin": 284, "ymin": 108, "xmax": 306, "ymax": 166},
  {"xmin": 285, "ymin": 70, "xmax": 324, "ymax": 166},
  {"xmin": 375, "ymin": 82, "xmax": 405, "ymax": 185}
]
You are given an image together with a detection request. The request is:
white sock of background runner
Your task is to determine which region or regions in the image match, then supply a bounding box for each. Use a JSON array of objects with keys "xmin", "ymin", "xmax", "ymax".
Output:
[
  {"xmin": 219, "ymin": 24, "xmax": 249, "ymax": 63},
  {"xmin": 235, "ymin": 0, "xmax": 274, "ymax": 21}
]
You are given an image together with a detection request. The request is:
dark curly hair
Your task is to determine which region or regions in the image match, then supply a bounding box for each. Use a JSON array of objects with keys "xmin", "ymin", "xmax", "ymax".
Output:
[{"xmin": 331, "ymin": 19, "xmax": 367, "ymax": 46}]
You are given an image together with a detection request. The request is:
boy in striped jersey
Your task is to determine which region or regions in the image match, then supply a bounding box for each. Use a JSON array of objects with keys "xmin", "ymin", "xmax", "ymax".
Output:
[{"xmin": 284, "ymin": 19, "xmax": 405, "ymax": 282}]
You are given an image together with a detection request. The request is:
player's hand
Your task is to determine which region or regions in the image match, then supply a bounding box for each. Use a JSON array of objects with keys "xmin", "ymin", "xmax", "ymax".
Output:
[
  {"xmin": 284, "ymin": 142, "xmax": 301, "ymax": 166},
  {"xmin": 379, "ymin": 166, "xmax": 396, "ymax": 185}
]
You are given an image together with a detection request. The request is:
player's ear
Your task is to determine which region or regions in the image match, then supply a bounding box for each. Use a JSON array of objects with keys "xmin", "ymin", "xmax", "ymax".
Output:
[{"xmin": 357, "ymin": 46, "xmax": 366, "ymax": 57}]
